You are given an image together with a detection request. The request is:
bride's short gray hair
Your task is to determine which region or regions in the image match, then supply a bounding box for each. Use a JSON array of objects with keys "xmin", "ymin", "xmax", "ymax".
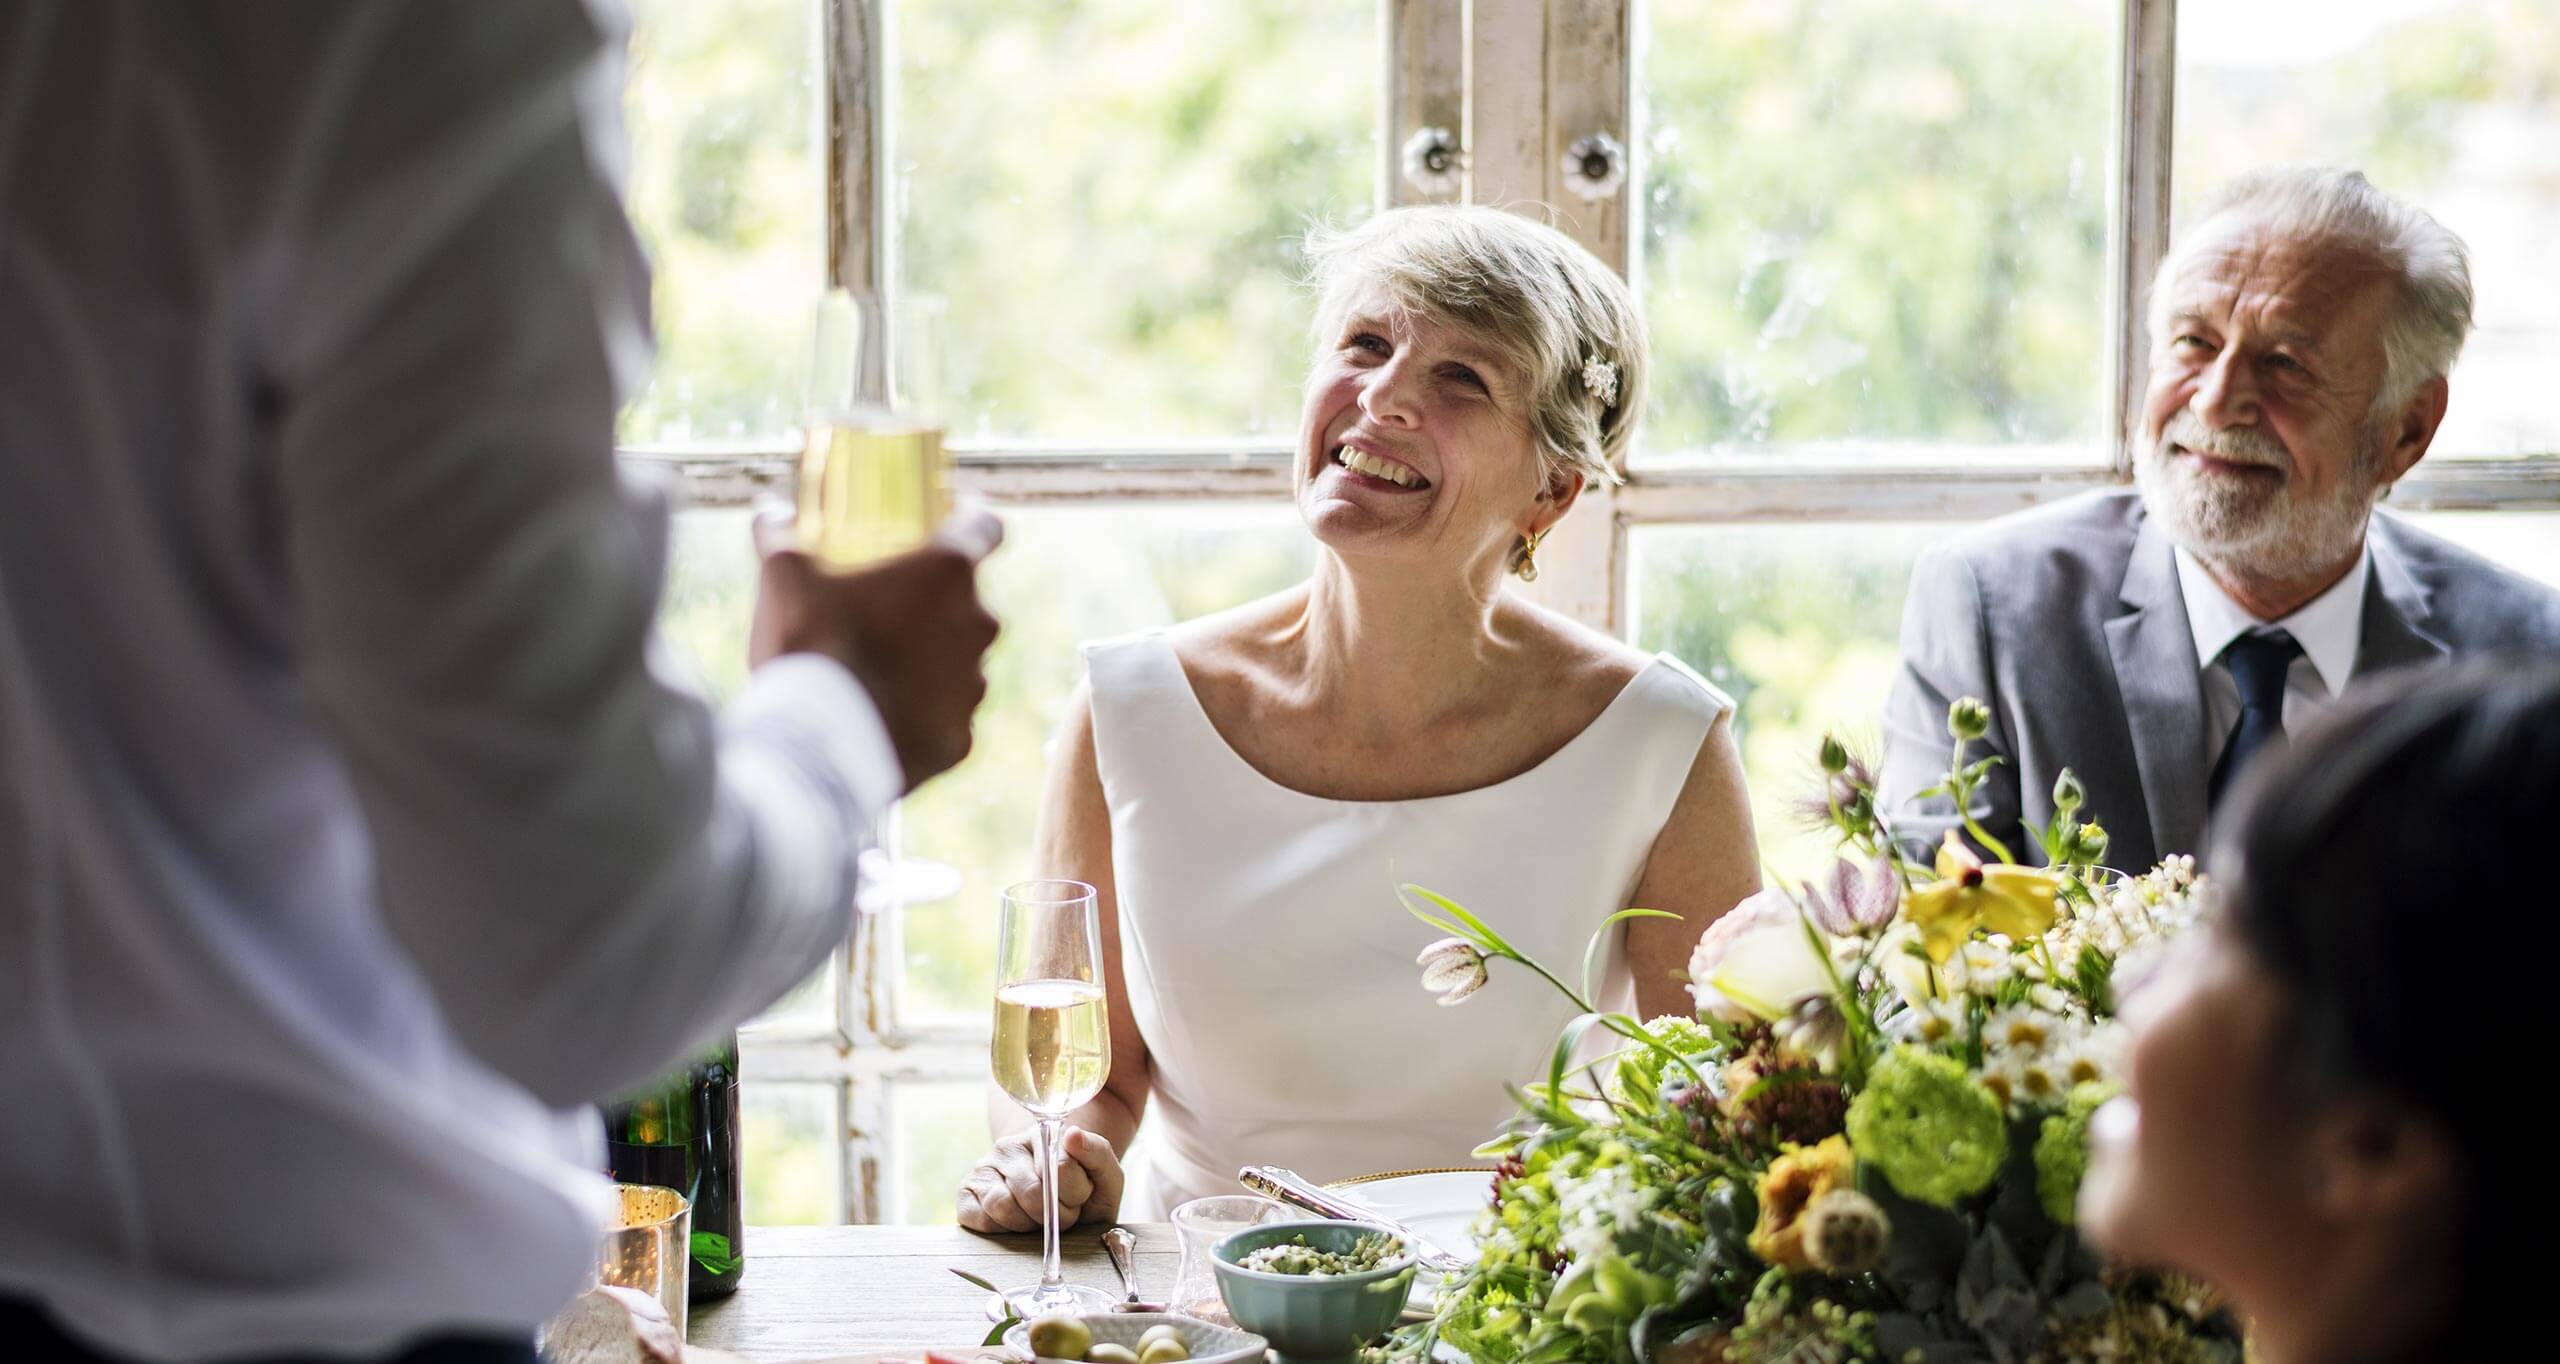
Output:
[{"xmin": 1303, "ymin": 206, "xmax": 1644, "ymax": 490}]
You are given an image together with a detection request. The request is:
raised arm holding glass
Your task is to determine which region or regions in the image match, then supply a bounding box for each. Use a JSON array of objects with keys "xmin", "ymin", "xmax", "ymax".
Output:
[
  {"xmin": 0, "ymin": 5, "xmax": 998, "ymax": 1361},
  {"xmin": 957, "ymin": 206, "xmax": 1761, "ymax": 1232}
]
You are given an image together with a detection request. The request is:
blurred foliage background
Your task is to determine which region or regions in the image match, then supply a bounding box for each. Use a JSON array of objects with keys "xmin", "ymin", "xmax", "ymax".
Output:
[
  {"xmin": 622, "ymin": 0, "xmax": 2560, "ymax": 1222},
  {"xmin": 1639, "ymin": 0, "xmax": 2113, "ymax": 459}
]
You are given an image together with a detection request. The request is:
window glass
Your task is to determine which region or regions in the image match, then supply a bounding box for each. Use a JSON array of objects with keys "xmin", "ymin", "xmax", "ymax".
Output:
[
  {"xmin": 621, "ymin": 0, "xmax": 824, "ymax": 447},
  {"xmin": 889, "ymin": 1080, "xmax": 984, "ymax": 1225},
  {"xmin": 741, "ymin": 1082, "xmax": 841, "ymax": 1225},
  {"xmin": 2176, "ymin": 1, "xmax": 2560, "ymax": 457},
  {"xmin": 893, "ymin": 0, "xmax": 1377, "ymax": 443},
  {"xmin": 2399, "ymin": 509, "xmax": 2560, "ymax": 588},
  {"xmin": 1629, "ymin": 523, "xmax": 1939, "ymax": 880},
  {"xmin": 1638, "ymin": 0, "xmax": 2115, "ymax": 462}
]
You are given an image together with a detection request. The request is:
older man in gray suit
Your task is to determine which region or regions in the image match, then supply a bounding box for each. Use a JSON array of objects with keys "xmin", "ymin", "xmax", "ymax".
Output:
[{"xmin": 1883, "ymin": 165, "xmax": 2560, "ymax": 873}]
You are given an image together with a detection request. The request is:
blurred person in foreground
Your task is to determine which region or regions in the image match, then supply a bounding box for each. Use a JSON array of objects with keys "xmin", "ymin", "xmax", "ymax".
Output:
[
  {"xmin": 1882, "ymin": 165, "xmax": 2560, "ymax": 872},
  {"xmin": 0, "ymin": 4, "xmax": 996, "ymax": 1362},
  {"xmin": 956, "ymin": 206, "xmax": 1761, "ymax": 1231},
  {"xmin": 2080, "ymin": 660, "xmax": 2559, "ymax": 1363}
]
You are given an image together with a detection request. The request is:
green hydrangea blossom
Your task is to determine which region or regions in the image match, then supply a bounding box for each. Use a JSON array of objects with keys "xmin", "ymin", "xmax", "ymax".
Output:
[
  {"xmin": 1843, "ymin": 1047, "xmax": 2006, "ymax": 1207},
  {"xmin": 2034, "ymin": 1083, "xmax": 2117, "ymax": 1223},
  {"xmin": 1605, "ymin": 1015, "xmax": 1722, "ymax": 1108}
]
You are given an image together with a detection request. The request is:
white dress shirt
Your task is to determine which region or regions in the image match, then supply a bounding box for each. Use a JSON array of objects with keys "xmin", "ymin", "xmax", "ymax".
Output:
[
  {"xmin": 2174, "ymin": 544, "xmax": 2372, "ymax": 769},
  {"xmin": 0, "ymin": 3, "xmax": 897, "ymax": 1359}
]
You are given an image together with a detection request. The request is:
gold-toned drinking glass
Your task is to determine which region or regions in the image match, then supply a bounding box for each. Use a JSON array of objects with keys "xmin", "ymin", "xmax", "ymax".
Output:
[{"xmin": 602, "ymin": 1182, "xmax": 690, "ymax": 1333}]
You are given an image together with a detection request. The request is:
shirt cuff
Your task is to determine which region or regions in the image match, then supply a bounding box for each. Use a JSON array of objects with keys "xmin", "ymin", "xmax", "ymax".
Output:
[{"xmin": 726, "ymin": 653, "xmax": 905, "ymax": 823}]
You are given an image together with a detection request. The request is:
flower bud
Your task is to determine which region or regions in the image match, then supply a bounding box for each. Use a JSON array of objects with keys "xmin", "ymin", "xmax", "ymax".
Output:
[
  {"xmin": 1802, "ymin": 1189, "xmax": 1891, "ymax": 1275},
  {"xmin": 1415, "ymin": 937, "xmax": 1489, "ymax": 1006},
  {"xmin": 2051, "ymin": 768, "xmax": 2085, "ymax": 817},
  {"xmin": 2073, "ymin": 822, "xmax": 2108, "ymax": 864},
  {"xmin": 1947, "ymin": 697, "xmax": 1992, "ymax": 743},
  {"xmin": 1819, "ymin": 733, "xmax": 1851, "ymax": 776}
]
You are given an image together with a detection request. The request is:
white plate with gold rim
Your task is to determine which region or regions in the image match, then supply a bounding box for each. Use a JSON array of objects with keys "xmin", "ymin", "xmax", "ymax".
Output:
[{"xmin": 1323, "ymin": 1168, "xmax": 1496, "ymax": 1312}]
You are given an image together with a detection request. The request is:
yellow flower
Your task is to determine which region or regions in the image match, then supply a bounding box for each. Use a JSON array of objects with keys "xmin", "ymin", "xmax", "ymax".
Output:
[
  {"xmin": 1904, "ymin": 833, "xmax": 2061, "ymax": 962},
  {"xmin": 1747, "ymin": 1135, "xmax": 1855, "ymax": 1271}
]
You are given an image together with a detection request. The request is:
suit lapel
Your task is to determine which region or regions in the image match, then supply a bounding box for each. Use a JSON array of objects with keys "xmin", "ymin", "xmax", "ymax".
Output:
[
  {"xmin": 2359, "ymin": 516, "xmax": 2451, "ymax": 675},
  {"xmin": 2103, "ymin": 513, "xmax": 2211, "ymax": 862}
]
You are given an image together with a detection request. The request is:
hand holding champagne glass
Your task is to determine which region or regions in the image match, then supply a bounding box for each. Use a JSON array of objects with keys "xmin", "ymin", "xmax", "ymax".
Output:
[{"xmin": 993, "ymin": 879, "xmax": 1116, "ymax": 1315}]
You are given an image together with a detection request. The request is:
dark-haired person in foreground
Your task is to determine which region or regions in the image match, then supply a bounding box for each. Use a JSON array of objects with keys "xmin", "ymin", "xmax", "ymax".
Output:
[{"xmin": 2079, "ymin": 660, "xmax": 2557, "ymax": 1364}]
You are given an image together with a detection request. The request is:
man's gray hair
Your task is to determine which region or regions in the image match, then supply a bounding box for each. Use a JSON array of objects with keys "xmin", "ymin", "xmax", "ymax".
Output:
[
  {"xmin": 2151, "ymin": 165, "xmax": 2472, "ymax": 419},
  {"xmin": 1303, "ymin": 206, "xmax": 1644, "ymax": 490}
]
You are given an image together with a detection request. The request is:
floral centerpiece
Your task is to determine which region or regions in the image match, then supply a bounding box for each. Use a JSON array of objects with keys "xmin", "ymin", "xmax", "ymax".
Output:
[{"xmin": 1383, "ymin": 701, "xmax": 2242, "ymax": 1364}]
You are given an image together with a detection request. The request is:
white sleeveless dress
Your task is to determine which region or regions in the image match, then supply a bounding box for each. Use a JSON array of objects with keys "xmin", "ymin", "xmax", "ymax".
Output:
[{"xmin": 1083, "ymin": 630, "xmax": 1731, "ymax": 1216}]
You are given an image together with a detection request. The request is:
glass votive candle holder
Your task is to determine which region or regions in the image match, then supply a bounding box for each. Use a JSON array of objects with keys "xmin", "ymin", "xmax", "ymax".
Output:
[
  {"xmin": 1170, "ymin": 1195, "xmax": 1287, "ymax": 1325},
  {"xmin": 603, "ymin": 1182, "xmax": 691, "ymax": 1335}
]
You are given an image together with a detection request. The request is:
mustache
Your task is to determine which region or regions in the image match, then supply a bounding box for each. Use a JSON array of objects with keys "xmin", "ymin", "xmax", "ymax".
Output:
[{"xmin": 2156, "ymin": 412, "xmax": 2289, "ymax": 471}]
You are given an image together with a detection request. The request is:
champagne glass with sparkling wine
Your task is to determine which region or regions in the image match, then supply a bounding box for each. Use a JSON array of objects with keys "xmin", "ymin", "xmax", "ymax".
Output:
[
  {"xmin": 992, "ymin": 879, "xmax": 1115, "ymax": 1315},
  {"xmin": 797, "ymin": 288, "xmax": 950, "ymax": 569}
]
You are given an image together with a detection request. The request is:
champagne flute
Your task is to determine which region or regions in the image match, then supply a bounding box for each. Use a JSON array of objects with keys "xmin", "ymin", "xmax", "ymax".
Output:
[
  {"xmin": 991, "ymin": 879, "xmax": 1116, "ymax": 1316},
  {"xmin": 797, "ymin": 289, "xmax": 951, "ymax": 569}
]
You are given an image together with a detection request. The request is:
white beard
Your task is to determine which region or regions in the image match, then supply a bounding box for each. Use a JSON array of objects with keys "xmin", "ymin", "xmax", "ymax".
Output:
[{"xmin": 2134, "ymin": 410, "xmax": 2379, "ymax": 584}]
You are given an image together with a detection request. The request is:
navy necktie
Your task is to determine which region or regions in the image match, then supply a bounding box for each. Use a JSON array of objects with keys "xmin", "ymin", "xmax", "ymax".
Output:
[{"xmin": 2207, "ymin": 629, "xmax": 2302, "ymax": 809}]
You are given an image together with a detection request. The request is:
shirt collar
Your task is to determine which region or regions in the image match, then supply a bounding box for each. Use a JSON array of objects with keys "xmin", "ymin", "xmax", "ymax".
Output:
[{"xmin": 2172, "ymin": 543, "xmax": 2370, "ymax": 697}]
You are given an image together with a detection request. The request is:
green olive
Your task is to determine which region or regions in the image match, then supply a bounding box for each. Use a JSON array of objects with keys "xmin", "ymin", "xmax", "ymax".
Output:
[
  {"xmin": 1087, "ymin": 1344, "xmax": 1141, "ymax": 1364},
  {"xmin": 1025, "ymin": 1314, "xmax": 1093, "ymax": 1361},
  {"xmin": 1139, "ymin": 1338, "xmax": 1190, "ymax": 1364},
  {"xmin": 1137, "ymin": 1325, "xmax": 1182, "ymax": 1353}
]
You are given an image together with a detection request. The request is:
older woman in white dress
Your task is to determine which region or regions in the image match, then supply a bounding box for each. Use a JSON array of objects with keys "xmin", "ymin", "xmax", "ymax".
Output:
[{"xmin": 957, "ymin": 206, "xmax": 1760, "ymax": 1229}]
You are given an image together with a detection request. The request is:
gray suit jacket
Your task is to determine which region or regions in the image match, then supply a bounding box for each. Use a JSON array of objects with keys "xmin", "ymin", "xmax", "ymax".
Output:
[{"xmin": 1880, "ymin": 488, "xmax": 2560, "ymax": 873}]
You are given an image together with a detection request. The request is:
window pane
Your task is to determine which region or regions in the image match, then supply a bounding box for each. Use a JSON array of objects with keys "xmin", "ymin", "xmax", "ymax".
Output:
[
  {"xmin": 621, "ymin": 0, "xmax": 822, "ymax": 447},
  {"xmin": 899, "ymin": 507, "xmax": 1316, "ymax": 1020},
  {"xmin": 2176, "ymin": 2, "xmax": 2560, "ymax": 457},
  {"xmin": 889, "ymin": 1080, "xmax": 983, "ymax": 1225},
  {"xmin": 1638, "ymin": 0, "xmax": 2114, "ymax": 463},
  {"xmin": 1629, "ymin": 523, "xmax": 1939, "ymax": 880},
  {"xmin": 742, "ymin": 1081, "xmax": 841, "ymax": 1225},
  {"xmin": 2400, "ymin": 510, "xmax": 2560, "ymax": 589},
  {"xmin": 893, "ymin": 0, "xmax": 1377, "ymax": 443}
]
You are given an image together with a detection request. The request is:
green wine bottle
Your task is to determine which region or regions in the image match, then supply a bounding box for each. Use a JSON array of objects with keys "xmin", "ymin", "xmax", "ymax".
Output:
[{"xmin": 603, "ymin": 1033, "xmax": 745, "ymax": 1299}]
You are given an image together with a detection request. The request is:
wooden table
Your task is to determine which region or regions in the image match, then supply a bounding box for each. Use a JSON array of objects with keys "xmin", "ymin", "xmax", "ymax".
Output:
[{"xmin": 689, "ymin": 1224, "xmax": 1180, "ymax": 1362}]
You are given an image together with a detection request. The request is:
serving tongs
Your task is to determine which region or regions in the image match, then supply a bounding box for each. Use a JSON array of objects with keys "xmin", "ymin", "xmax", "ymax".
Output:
[{"xmin": 1235, "ymin": 1165, "xmax": 1471, "ymax": 1276}]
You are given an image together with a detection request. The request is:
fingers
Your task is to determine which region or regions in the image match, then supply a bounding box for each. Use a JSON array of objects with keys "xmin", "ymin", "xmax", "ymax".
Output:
[
  {"xmin": 1053, "ymin": 1152, "xmax": 1096, "ymax": 1212},
  {"xmin": 1001, "ymin": 1151, "xmax": 1048, "ymax": 1223},
  {"xmin": 959, "ymin": 1162, "xmax": 1039, "ymax": 1234},
  {"xmin": 934, "ymin": 498, "xmax": 1005, "ymax": 564},
  {"xmin": 956, "ymin": 1129, "xmax": 1115, "ymax": 1233},
  {"xmin": 1064, "ymin": 1128, "xmax": 1126, "ymax": 1223},
  {"xmin": 956, "ymin": 1179, "xmax": 1034, "ymax": 1235},
  {"xmin": 751, "ymin": 498, "xmax": 797, "ymax": 559}
]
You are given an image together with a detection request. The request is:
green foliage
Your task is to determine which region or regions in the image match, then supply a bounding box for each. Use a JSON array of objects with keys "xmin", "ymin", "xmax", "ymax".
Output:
[
  {"xmin": 2033, "ymin": 1083, "xmax": 2116, "ymax": 1224},
  {"xmin": 896, "ymin": 0, "xmax": 1374, "ymax": 440},
  {"xmin": 1641, "ymin": 0, "xmax": 2111, "ymax": 454},
  {"xmin": 621, "ymin": 0, "xmax": 821, "ymax": 443}
]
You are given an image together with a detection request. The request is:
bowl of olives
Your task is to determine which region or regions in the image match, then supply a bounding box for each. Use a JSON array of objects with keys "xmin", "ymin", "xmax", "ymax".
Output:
[{"xmin": 1006, "ymin": 1312, "xmax": 1266, "ymax": 1364}]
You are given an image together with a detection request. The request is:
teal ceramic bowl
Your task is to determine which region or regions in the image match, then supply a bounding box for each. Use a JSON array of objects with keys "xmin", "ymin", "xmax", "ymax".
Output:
[{"xmin": 1211, "ymin": 1220, "xmax": 1418, "ymax": 1364}]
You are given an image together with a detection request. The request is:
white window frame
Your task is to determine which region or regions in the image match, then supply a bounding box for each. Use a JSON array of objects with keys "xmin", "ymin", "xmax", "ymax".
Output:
[{"xmin": 614, "ymin": 0, "xmax": 2560, "ymax": 1223}]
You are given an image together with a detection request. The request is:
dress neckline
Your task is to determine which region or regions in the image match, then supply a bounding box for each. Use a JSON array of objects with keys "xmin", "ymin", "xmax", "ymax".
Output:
[{"xmin": 1153, "ymin": 636, "xmax": 1673, "ymax": 806}]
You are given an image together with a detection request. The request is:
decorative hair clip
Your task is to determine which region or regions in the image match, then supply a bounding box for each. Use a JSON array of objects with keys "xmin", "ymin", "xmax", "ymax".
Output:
[{"xmin": 1580, "ymin": 353, "xmax": 1620, "ymax": 408}]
